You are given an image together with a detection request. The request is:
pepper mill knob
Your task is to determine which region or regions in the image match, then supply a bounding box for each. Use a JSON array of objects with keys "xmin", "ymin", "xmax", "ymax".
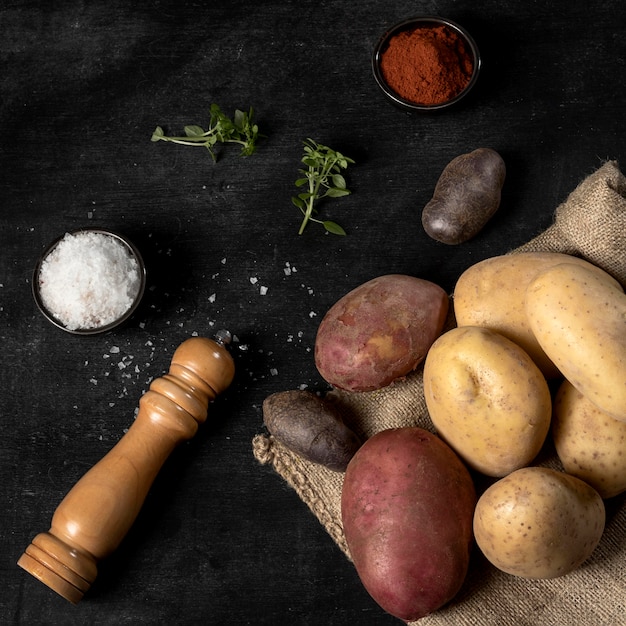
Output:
[{"xmin": 17, "ymin": 334, "xmax": 235, "ymax": 604}]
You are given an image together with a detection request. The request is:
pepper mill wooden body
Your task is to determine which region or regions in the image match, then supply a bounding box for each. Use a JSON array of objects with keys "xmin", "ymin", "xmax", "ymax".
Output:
[{"xmin": 18, "ymin": 334, "xmax": 235, "ymax": 604}]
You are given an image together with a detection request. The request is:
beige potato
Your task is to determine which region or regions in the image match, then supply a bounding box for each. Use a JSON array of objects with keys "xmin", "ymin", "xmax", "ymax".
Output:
[
  {"xmin": 423, "ymin": 326, "xmax": 551, "ymax": 477},
  {"xmin": 526, "ymin": 263, "xmax": 626, "ymax": 422},
  {"xmin": 473, "ymin": 467, "xmax": 605, "ymax": 579},
  {"xmin": 553, "ymin": 380, "xmax": 626, "ymax": 499},
  {"xmin": 453, "ymin": 252, "xmax": 622, "ymax": 378}
]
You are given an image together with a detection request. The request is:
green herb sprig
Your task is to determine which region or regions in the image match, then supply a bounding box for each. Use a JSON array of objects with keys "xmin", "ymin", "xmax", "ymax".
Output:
[
  {"xmin": 292, "ymin": 139, "xmax": 355, "ymax": 235},
  {"xmin": 151, "ymin": 104, "xmax": 262, "ymax": 162}
]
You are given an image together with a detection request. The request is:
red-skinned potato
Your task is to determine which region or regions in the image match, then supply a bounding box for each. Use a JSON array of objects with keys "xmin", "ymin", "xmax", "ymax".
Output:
[
  {"xmin": 341, "ymin": 427, "xmax": 476, "ymax": 621},
  {"xmin": 315, "ymin": 274, "xmax": 449, "ymax": 392}
]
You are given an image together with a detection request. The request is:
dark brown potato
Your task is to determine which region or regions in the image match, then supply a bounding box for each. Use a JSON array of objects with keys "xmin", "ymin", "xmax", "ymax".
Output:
[
  {"xmin": 422, "ymin": 148, "xmax": 506, "ymax": 245},
  {"xmin": 262, "ymin": 390, "xmax": 361, "ymax": 472}
]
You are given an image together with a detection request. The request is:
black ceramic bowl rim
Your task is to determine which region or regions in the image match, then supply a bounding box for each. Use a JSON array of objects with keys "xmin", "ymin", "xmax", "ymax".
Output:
[
  {"xmin": 33, "ymin": 227, "xmax": 147, "ymax": 335},
  {"xmin": 372, "ymin": 15, "xmax": 481, "ymax": 112}
]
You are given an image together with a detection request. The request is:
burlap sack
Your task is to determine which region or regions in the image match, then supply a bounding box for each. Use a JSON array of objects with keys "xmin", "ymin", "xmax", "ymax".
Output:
[{"xmin": 252, "ymin": 161, "xmax": 626, "ymax": 626}]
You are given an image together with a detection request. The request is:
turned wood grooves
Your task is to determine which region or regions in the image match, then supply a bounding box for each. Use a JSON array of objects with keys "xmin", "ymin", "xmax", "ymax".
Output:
[{"xmin": 18, "ymin": 335, "xmax": 235, "ymax": 603}]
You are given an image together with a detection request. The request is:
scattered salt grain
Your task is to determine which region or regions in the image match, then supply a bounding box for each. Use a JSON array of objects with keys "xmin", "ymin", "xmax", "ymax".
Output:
[
  {"xmin": 259, "ymin": 286, "xmax": 268, "ymax": 295},
  {"xmin": 38, "ymin": 231, "xmax": 142, "ymax": 330}
]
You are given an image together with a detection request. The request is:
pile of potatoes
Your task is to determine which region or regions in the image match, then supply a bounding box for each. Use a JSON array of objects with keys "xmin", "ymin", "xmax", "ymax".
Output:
[
  {"xmin": 433, "ymin": 251, "xmax": 626, "ymax": 587},
  {"xmin": 263, "ymin": 252, "xmax": 626, "ymax": 622}
]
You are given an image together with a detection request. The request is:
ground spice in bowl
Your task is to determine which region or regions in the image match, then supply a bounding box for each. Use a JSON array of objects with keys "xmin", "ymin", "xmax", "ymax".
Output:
[
  {"xmin": 372, "ymin": 16, "xmax": 480, "ymax": 111},
  {"xmin": 34, "ymin": 229, "xmax": 146, "ymax": 334}
]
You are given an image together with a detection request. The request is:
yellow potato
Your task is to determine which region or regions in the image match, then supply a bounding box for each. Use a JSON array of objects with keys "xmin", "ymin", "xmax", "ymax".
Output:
[
  {"xmin": 473, "ymin": 467, "xmax": 605, "ymax": 579},
  {"xmin": 526, "ymin": 263, "xmax": 626, "ymax": 422},
  {"xmin": 553, "ymin": 380, "xmax": 626, "ymax": 499},
  {"xmin": 453, "ymin": 252, "xmax": 621, "ymax": 378},
  {"xmin": 423, "ymin": 326, "xmax": 551, "ymax": 477}
]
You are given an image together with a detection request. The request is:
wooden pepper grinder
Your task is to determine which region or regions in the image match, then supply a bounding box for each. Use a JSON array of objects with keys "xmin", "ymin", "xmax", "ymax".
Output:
[{"xmin": 17, "ymin": 332, "xmax": 235, "ymax": 604}]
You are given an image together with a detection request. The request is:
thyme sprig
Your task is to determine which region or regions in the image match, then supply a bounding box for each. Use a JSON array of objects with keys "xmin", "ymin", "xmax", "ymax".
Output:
[
  {"xmin": 292, "ymin": 139, "xmax": 355, "ymax": 235},
  {"xmin": 151, "ymin": 104, "xmax": 262, "ymax": 162}
]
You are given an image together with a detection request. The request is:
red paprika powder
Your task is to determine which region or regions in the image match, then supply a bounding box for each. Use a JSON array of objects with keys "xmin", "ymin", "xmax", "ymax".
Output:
[{"xmin": 380, "ymin": 24, "xmax": 474, "ymax": 106}]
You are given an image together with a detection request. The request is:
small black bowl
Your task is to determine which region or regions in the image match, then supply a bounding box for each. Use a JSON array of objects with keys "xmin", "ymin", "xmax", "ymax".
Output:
[
  {"xmin": 33, "ymin": 228, "xmax": 146, "ymax": 335},
  {"xmin": 372, "ymin": 15, "xmax": 481, "ymax": 112}
]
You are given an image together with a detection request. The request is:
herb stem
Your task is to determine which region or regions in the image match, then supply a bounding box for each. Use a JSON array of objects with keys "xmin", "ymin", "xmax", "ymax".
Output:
[
  {"xmin": 292, "ymin": 139, "xmax": 354, "ymax": 236},
  {"xmin": 151, "ymin": 104, "xmax": 263, "ymax": 162}
]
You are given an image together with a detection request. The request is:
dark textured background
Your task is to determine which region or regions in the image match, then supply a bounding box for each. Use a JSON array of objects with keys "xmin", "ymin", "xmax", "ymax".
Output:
[{"xmin": 1, "ymin": 1, "xmax": 624, "ymax": 624}]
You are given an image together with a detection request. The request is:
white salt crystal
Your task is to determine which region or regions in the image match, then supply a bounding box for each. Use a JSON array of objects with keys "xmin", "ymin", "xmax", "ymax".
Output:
[
  {"xmin": 38, "ymin": 231, "xmax": 141, "ymax": 330},
  {"xmin": 249, "ymin": 277, "xmax": 258, "ymax": 285},
  {"xmin": 259, "ymin": 286, "xmax": 268, "ymax": 295}
]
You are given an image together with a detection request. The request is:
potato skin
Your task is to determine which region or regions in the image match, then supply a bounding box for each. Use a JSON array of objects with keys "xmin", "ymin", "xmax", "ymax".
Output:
[
  {"xmin": 341, "ymin": 427, "xmax": 476, "ymax": 621},
  {"xmin": 422, "ymin": 148, "xmax": 506, "ymax": 245},
  {"xmin": 453, "ymin": 252, "xmax": 620, "ymax": 378},
  {"xmin": 553, "ymin": 380, "xmax": 626, "ymax": 499},
  {"xmin": 315, "ymin": 274, "xmax": 448, "ymax": 392},
  {"xmin": 423, "ymin": 326, "xmax": 552, "ymax": 477},
  {"xmin": 526, "ymin": 263, "xmax": 626, "ymax": 422},
  {"xmin": 473, "ymin": 467, "xmax": 605, "ymax": 579},
  {"xmin": 262, "ymin": 390, "xmax": 361, "ymax": 472}
]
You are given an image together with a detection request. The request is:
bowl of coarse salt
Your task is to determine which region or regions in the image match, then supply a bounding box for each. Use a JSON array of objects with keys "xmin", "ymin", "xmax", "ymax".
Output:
[{"xmin": 33, "ymin": 228, "xmax": 146, "ymax": 335}]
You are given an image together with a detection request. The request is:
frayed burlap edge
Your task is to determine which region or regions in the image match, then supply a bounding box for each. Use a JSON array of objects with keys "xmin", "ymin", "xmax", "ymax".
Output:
[{"xmin": 252, "ymin": 160, "xmax": 626, "ymax": 626}]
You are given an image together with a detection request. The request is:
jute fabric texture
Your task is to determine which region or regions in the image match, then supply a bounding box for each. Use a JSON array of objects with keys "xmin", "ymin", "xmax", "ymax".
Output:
[{"xmin": 252, "ymin": 161, "xmax": 626, "ymax": 626}]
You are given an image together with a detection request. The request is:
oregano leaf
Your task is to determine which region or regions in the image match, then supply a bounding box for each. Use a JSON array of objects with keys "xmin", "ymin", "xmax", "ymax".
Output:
[
  {"xmin": 184, "ymin": 125, "xmax": 205, "ymax": 137},
  {"xmin": 326, "ymin": 188, "xmax": 350, "ymax": 198},
  {"xmin": 323, "ymin": 221, "xmax": 346, "ymax": 235},
  {"xmin": 331, "ymin": 174, "xmax": 346, "ymax": 188}
]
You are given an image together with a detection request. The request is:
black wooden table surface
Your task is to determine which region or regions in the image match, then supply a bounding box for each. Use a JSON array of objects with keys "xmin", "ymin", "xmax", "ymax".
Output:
[{"xmin": 2, "ymin": 1, "xmax": 624, "ymax": 624}]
